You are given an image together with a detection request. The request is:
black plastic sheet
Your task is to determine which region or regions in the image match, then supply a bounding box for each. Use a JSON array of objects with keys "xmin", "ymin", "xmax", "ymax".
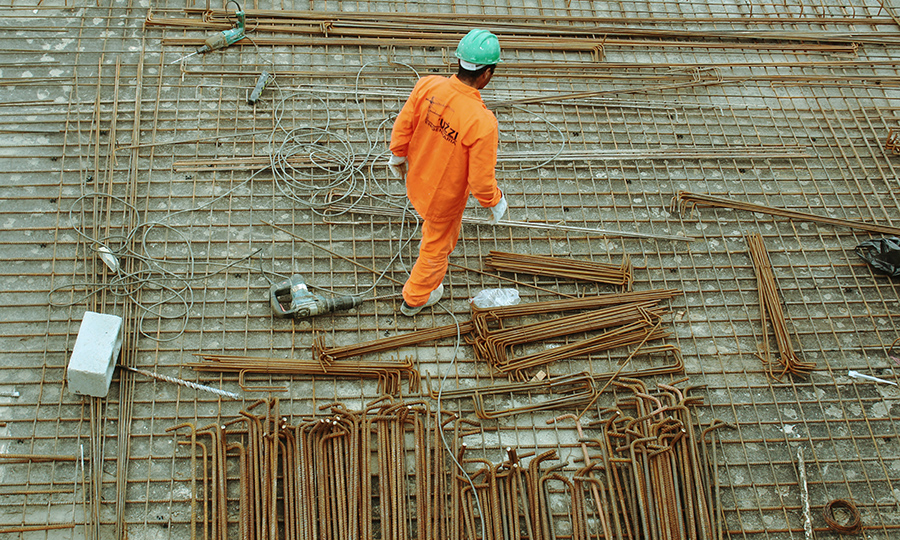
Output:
[{"xmin": 856, "ymin": 237, "xmax": 900, "ymax": 277}]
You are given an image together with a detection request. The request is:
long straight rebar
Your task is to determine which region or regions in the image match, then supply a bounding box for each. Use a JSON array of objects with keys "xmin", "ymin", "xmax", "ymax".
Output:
[
  {"xmin": 484, "ymin": 251, "xmax": 634, "ymax": 289},
  {"xmin": 674, "ymin": 191, "xmax": 900, "ymax": 236},
  {"xmin": 325, "ymin": 202, "xmax": 690, "ymax": 241}
]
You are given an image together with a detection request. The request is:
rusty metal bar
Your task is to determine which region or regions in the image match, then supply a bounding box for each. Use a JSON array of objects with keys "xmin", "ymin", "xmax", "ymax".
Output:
[
  {"xmin": 746, "ymin": 233, "xmax": 817, "ymax": 379},
  {"xmin": 674, "ymin": 191, "xmax": 900, "ymax": 236}
]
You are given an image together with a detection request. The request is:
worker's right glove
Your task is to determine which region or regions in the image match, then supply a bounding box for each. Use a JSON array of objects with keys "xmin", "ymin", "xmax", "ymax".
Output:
[
  {"xmin": 387, "ymin": 154, "xmax": 408, "ymax": 179},
  {"xmin": 489, "ymin": 195, "xmax": 508, "ymax": 225}
]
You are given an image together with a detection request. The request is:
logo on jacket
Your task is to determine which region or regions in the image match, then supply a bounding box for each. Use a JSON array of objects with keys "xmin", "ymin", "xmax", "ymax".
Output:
[{"xmin": 424, "ymin": 96, "xmax": 458, "ymax": 144}]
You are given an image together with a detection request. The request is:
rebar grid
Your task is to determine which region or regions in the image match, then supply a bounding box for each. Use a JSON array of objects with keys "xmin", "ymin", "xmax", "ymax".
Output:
[{"xmin": 2, "ymin": 0, "xmax": 900, "ymax": 538}]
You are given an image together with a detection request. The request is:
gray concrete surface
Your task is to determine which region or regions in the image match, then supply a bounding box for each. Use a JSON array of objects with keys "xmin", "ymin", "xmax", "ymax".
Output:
[{"xmin": 1, "ymin": 0, "xmax": 900, "ymax": 538}]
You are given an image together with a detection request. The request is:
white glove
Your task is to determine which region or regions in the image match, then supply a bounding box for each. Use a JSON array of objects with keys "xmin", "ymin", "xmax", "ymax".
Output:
[
  {"xmin": 388, "ymin": 154, "xmax": 408, "ymax": 179},
  {"xmin": 489, "ymin": 195, "xmax": 508, "ymax": 225}
]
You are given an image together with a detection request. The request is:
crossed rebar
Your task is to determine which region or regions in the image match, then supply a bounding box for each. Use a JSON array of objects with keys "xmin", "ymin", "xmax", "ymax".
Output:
[
  {"xmin": 452, "ymin": 380, "xmax": 726, "ymax": 540},
  {"xmin": 470, "ymin": 292, "xmax": 678, "ymax": 380},
  {"xmin": 426, "ymin": 345, "xmax": 686, "ymax": 418},
  {"xmin": 169, "ymin": 398, "xmax": 451, "ymax": 540}
]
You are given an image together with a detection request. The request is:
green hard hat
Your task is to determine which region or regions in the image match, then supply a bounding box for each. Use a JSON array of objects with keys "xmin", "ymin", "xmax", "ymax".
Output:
[{"xmin": 455, "ymin": 29, "xmax": 501, "ymax": 66}]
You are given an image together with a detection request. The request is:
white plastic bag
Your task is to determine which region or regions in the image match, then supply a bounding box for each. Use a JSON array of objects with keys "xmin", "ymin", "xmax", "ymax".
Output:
[{"xmin": 470, "ymin": 288, "xmax": 520, "ymax": 309}]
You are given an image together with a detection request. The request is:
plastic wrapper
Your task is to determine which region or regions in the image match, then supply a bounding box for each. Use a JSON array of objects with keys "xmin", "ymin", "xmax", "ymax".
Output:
[{"xmin": 470, "ymin": 288, "xmax": 520, "ymax": 309}]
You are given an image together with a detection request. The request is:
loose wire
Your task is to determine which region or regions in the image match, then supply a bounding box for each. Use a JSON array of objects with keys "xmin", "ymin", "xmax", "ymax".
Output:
[
  {"xmin": 436, "ymin": 303, "xmax": 487, "ymax": 540},
  {"xmin": 53, "ymin": 192, "xmax": 266, "ymax": 341},
  {"xmin": 823, "ymin": 499, "xmax": 863, "ymax": 534},
  {"xmin": 58, "ymin": 58, "xmax": 547, "ymax": 529},
  {"xmin": 56, "ymin": 63, "xmax": 568, "ymax": 351}
]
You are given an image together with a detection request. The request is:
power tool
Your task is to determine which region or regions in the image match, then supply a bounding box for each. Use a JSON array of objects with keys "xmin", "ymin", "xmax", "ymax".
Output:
[
  {"xmin": 171, "ymin": 3, "xmax": 246, "ymax": 64},
  {"xmin": 270, "ymin": 274, "xmax": 362, "ymax": 318},
  {"xmin": 248, "ymin": 71, "xmax": 273, "ymax": 105}
]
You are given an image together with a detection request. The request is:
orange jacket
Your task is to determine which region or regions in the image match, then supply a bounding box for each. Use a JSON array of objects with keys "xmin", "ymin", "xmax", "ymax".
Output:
[{"xmin": 390, "ymin": 75, "xmax": 502, "ymax": 222}]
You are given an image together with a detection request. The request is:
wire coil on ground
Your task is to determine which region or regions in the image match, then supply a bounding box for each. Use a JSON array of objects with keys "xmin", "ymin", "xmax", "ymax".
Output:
[{"xmin": 823, "ymin": 499, "xmax": 862, "ymax": 534}]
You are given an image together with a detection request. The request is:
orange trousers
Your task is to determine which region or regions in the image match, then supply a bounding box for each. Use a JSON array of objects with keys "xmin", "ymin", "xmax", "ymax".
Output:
[{"xmin": 402, "ymin": 218, "xmax": 463, "ymax": 306}]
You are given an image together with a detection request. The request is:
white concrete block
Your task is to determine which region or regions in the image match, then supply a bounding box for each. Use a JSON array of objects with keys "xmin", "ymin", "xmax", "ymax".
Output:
[{"xmin": 66, "ymin": 311, "xmax": 123, "ymax": 398}]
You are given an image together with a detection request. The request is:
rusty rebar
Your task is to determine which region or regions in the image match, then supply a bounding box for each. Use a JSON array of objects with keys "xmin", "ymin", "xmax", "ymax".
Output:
[
  {"xmin": 173, "ymin": 398, "xmax": 453, "ymax": 540},
  {"xmin": 673, "ymin": 190, "xmax": 900, "ymax": 236},
  {"xmin": 189, "ymin": 352, "xmax": 421, "ymax": 394},
  {"xmin": 746, "ymin": 232, "xmax": 816, "ymax": 379},
  {"xmin": 484, "ymin": 250, "xmax": 634, "ymax": 290}
]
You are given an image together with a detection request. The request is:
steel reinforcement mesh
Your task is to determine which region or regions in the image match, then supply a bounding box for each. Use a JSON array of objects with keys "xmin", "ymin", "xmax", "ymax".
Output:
[{"xmin": 1, "ymin": 0, "xmax": 899, "ymax": 538}]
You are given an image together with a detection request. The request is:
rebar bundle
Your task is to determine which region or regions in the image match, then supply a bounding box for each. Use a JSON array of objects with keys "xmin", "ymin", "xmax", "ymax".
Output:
[
  {"xmin": 470, "ymin": 294, "xmax": 675, "ymax": 380},
  {"xmin": 188, "ymin": 353, "xmax": 420, "ymax": 394},
  {"xmin": 453, "ymin": 379, "xmax": 726, "ymax": 540},
  {"xmin": 163, "ymin": 386, "xmax": 724, "ymax": 540},
  {"xmin": 745, "ymin": 233, "xmax": 816, "ymax": 379},
  {"xmin": 169, "ymin": 398, "xmax": 450, "ymax": 540},
  {"xmin": 453, "ymin": 445, "xmax": 565, "ymax": 540},
  {"xmin": 430, "ymin": 372, "xmax": 599, "ymax": 420},
  {"xmin": 146, "ymin": 8, "xmax": 878, "ymax": 55},
  {"xmin": 582, "ymin": 379, "xmax": 720, "ymax": 540},
  {"xmin": 472, "ymin": 289, "xmax": 681, "ymax": 323},
  {"xmin": 484, "ymin": 251, "xmax": 634, "ymax": 290},
  {"xmin": 307, "ymin": 291, "xmax": 682, "ymax": 383}
]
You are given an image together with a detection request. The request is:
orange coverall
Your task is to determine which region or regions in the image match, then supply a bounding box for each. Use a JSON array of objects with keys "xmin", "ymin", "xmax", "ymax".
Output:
[{"xmin": 390, "ymin": 74, "xmax": 502, "ymax": 306}]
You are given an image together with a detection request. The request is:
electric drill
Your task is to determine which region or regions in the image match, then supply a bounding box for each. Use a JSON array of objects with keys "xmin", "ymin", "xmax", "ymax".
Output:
[
  {"xmin": 270, "ymin": 275, "xmax": 362, "ymax": 318},
  {"xmin": 171, "ymin": 9, "xmax": 246, "ymax": 64}
]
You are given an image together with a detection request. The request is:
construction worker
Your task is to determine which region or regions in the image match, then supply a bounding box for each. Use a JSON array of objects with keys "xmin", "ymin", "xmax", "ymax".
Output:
[{"xmin": 388, "ymin": 29, "xmax": 508, "ymax": 316}]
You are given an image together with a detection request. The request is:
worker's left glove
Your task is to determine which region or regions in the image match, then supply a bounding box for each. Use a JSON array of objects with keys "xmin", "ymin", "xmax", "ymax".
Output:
[
  {"xmin": 387, "ymin": 154, "xmax": 408, "ymax": 179},
  {"xmin": 489, "ymin": 195, "xmax": 508, "ymax": 225}
]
